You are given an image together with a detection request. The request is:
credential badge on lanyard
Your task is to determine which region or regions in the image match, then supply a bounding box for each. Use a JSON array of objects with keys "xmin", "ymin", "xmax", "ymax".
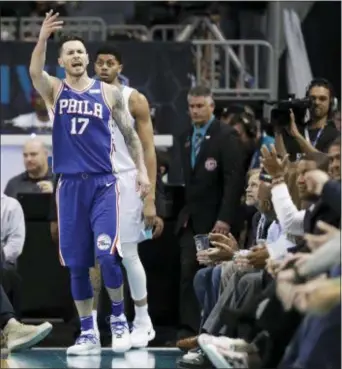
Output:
[{"xmin": 304, "ymin": 127, "xmax": 324, "ymax": 148}]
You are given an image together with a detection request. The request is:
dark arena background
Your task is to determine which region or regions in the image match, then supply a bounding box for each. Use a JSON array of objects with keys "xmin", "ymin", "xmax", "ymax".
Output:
[{"xmin": 0, "ymin": 1, "xmax": 341, "ymax": 368}]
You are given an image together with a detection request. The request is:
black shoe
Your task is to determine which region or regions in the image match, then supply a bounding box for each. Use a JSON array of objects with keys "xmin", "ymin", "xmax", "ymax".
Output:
[{"xmin": 177, "ymin": 348, "xmax": 214, "ymax": 369}]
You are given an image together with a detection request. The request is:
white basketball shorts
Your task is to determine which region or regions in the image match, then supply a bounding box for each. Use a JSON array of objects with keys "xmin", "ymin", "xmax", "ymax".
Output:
[{"xmin": 116, "ymin": 170, "xmax": 146, "ymax": 248}]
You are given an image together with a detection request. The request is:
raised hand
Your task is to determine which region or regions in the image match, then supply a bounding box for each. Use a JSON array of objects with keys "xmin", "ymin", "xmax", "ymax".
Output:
[
  {"xmin": 287, "ymin": 109, "xmax": 301, "ymax": 137},
  {"xmin": 39, "ymin": 10, "xmax": 64, "ymax": 41},
  {"xmin": 260, "ymin": 144, "xmax": 289, "ymax": 178}
]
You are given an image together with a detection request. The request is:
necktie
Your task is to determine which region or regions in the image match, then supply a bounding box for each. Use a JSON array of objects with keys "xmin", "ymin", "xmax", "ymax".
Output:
[{"xmin": 194, "ymin": 132, "xmax": 203, "ymax": 157}]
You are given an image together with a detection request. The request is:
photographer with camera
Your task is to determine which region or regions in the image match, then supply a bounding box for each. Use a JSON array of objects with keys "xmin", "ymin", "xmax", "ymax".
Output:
[{"xmin": 272, "ymin": 79, "xmax": 339, "ymax": 162}]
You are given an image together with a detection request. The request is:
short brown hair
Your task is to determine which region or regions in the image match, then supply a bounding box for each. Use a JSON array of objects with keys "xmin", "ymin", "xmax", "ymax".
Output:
[
  {"xmin": 58, "ymin": 35, "xmax": 86, "ymax": 55},
  {"xmin": 301, "ymin": 152, "xmax": 330, "ymax": 172}
]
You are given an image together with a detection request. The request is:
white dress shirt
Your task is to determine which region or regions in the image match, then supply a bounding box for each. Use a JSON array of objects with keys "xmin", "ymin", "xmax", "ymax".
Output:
[{"xmin": 271, "ymin": 183, "xmax": 305, "ymax": 236}]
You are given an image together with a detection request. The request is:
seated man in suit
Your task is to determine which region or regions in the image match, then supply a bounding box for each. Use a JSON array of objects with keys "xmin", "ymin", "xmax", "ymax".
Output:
[{"xmin": 176, "ymin": 85, "xmax": 246, "ymax": 340}]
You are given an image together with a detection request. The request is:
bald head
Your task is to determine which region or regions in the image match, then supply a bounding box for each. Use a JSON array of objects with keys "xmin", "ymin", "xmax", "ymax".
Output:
[
  {"xmin": 23, "ymin": 138, "xmax": 48, "ymax": 178},
  {"xmin": 23, "ymin": 137, "xmax": 46, "ymax": 151}
]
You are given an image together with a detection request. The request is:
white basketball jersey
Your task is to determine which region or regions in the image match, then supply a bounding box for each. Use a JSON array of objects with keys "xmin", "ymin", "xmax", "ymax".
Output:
[{"xmin": 113, "ymin": 86, "xmax": 136, "ymax": 173}]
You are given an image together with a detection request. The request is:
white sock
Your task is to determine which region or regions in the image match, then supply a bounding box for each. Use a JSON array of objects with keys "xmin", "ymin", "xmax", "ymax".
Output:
[
  {"xmin": 92, "ymin": 310, "xmax": 99, "ymax": 332},
  {"xmin": 134, "ymin": 305, "xmax": 151, "ymax": 325}
]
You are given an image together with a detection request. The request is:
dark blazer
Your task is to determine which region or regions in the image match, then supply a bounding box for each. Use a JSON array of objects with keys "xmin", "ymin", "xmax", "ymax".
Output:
[
  {"xmin": 304, "ymin": 198, "xmax": 341, "ymax": 235},
  {"xmin": 176, "ymin": 119, "xmax": 246, "ymax": 235},
  {"xmin": 321, "ymin": 180, "xmax": 341, "ymax": 218}
]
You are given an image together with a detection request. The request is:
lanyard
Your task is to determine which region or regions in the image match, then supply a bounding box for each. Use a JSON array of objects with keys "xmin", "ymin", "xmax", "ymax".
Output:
[{"xmin": 304, "ymin": 127, "xmax": 324, "ymax": 147}]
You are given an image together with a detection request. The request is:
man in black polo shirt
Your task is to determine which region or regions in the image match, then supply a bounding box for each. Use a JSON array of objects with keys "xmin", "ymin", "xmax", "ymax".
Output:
[
  {"xmin": 4, "ymin": 138, "xmax": 54, "ymax": 199},
  {"xmin": 282, "ymin": 78, "xmax": 339, "ymax": 161}
]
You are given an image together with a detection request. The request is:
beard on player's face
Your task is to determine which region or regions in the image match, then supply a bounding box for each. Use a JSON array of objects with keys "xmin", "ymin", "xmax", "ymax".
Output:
[{"xmin": 65, "ymin": 64, "xmax": 87, "ymax": 78}]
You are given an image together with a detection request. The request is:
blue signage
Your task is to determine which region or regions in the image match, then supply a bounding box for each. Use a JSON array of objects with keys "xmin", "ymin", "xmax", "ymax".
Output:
[{"xmin": 0, "ymin": 65, "xmax": 65, "ymax": 104}]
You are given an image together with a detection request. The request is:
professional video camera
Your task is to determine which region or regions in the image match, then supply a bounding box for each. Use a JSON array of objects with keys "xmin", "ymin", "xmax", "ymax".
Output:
[{"xmin": 266, "ymin": 95, "xmax": 313, "ymax": 127}]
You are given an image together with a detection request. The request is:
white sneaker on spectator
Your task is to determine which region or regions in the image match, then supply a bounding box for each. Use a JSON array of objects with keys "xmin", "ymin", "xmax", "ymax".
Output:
[
  {"xmin": 67, "ymin": 329, "xmax": 101, "ymax": 356},
  {"xmin": 110, "ymin": 315, "xmax": 132, "ymax": 353},
  {"xmin": 198, "ymin": 334, "xmax": 254, "ymax": 353},
  {"xmin": 4, "ymin": 319, "xmax": 52, "ymax": 352},
  {"xmin": 130, "ymin": 320, "xmax": 155, "ymax": 348},
  {"xmin": 182, "ymin": 347, "xmax": 203, "ymax": 361}
]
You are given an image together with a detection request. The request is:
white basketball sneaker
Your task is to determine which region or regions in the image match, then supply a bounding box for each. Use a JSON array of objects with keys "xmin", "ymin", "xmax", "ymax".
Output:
[
  {"xmin": 67, "ymin": 329, "xmax": 101, "ymax": 356},
  {"xmin": 110, "ymin": 315, "xmax": 132, "ymax": 353},
  {"xmin": 130, "ymin": 320, "xmax": 155, "ymax": 348}
]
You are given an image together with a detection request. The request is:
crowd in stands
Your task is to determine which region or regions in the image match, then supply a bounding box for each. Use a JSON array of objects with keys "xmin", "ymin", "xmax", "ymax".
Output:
[{"xmin": 174, "ymin": 79, "xmax": 341, "ymax": 369}]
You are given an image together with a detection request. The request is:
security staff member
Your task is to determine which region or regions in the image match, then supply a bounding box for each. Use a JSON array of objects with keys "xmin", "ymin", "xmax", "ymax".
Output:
[{"xmin": 176, "ymin": 85, "xmax": 246, "ymax": 339}]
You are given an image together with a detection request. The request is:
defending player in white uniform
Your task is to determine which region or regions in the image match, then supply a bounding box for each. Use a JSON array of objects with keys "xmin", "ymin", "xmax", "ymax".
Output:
[{"xmin": 93, "ymin": 46, "xmax": 161, "ymax": 348}]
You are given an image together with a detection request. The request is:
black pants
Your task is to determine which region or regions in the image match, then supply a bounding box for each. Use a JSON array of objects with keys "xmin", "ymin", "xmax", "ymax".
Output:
[
  {"xmin": 0, "ymin": 285, "xmax": 15, "ymax": 329},
  {"xmin": 1, "ymin": 264, "xmax": 22, "ymax": 319},
  {"xmin": 178, "ymin": 225, "xmax": 201, "ymax": 338}
]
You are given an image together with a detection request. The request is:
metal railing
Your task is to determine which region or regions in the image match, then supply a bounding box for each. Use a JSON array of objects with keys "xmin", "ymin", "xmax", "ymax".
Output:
[
  {"xmin": 19, "ymin": 17, "xmax": 107, "ymax": 41},
  {"xmin": 107, "ymin": 24, "xmax": 150, "ymax": 41},
  {"xmin": 0, "ymin": 17, "xmax": 276, "ymax": 100},
  {"xmin": 192, "ymin": 40, "xmax": 275, "ymax": 101},
  {"xmin": 149, "ymin": 24, "xmax": 184, "ymax": 41}
]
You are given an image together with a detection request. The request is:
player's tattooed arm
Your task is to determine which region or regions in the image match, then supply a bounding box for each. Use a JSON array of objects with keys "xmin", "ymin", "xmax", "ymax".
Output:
[{"xmin": 111, "ymin": 86, "xmax": 146, "ymax": 172}]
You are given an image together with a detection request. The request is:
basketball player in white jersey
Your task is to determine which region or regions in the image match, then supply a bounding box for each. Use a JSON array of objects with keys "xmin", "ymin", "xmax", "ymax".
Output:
[{"xmin": 93, "ymin": 46, "xmax": 158, "ymax": 348}]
